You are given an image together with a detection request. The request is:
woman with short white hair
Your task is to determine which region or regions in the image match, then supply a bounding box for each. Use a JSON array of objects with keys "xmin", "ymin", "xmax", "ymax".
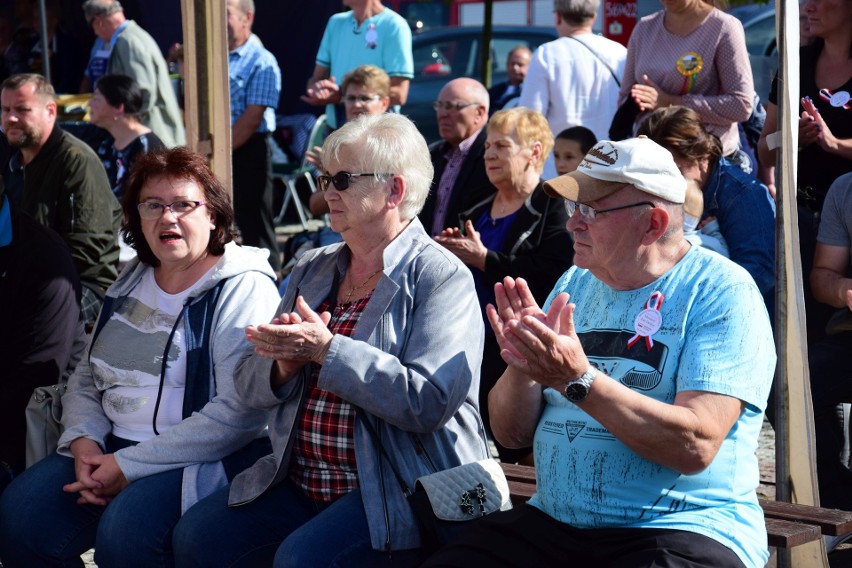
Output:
[{"xmin": 173, "ymin": 113, "xmax": 491, "ymax": 567}]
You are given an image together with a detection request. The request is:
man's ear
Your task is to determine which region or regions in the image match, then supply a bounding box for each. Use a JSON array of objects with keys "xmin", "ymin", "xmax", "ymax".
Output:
[
  {"xmin": 642, "ymin": 206, "xmax": 670, "ymax": 244},
  {"xmin": 46, "ymin": 100, "xmax": 57, "ymax": 119}
]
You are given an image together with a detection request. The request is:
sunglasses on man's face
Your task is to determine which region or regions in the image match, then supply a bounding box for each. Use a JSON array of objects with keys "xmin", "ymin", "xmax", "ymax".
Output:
[{"xmin": 316, "ymin": 172, "xmax": 393, "ymax": 192}]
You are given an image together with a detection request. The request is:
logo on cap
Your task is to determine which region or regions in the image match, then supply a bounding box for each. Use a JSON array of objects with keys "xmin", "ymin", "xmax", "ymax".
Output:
[{"xmin": 582, "ymin": 141, "xmax": 618, "ymax": 168}]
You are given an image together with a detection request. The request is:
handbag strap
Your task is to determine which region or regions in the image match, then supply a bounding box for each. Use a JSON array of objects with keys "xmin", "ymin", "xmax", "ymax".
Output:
[
  {"xmin": 359, "ymin": 410, "xmax": 413, "ymax": 497},
  {"xmin": 566, "ymin": 35, "xmax": 621, "ymax": 87}
]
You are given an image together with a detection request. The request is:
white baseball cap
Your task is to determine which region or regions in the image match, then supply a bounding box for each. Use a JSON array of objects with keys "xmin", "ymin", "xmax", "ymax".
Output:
[{"xmin": 544, "ymin": 136, "xmax": 686, "ymax": 204}]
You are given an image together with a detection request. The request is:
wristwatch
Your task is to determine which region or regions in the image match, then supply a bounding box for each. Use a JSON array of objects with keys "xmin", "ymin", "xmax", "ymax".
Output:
[{"xmin": 562, "ymin": 366, "xmax": 598, "ymax": 403}]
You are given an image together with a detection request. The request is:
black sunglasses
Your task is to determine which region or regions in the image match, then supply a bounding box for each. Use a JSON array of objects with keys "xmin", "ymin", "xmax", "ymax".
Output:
[{"xmin": 316, "ymin": 172, "xmax": 393, "ymax": 192}]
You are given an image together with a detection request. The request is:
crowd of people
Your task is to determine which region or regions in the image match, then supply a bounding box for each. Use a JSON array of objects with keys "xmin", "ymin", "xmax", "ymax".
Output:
[{"xmin": 0, "ymin": 0, "xmax": 850, "ymax": 566}]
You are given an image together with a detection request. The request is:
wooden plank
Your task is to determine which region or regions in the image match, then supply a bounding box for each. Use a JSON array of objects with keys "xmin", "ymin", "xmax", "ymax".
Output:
[
  {"xmin": 766, "ymin": 518, "xmax": 822, "ymax": 549},
  {"xmin": 761, "ymin": 500, "xmax": 852, "ymax": 536},
  {"xmin": 503, "ymin": 471, "xmax": 829, "ymax": 549},
  {"xmin": 501, "ymin": 463, "xmax": 536, "ymax": 483}
]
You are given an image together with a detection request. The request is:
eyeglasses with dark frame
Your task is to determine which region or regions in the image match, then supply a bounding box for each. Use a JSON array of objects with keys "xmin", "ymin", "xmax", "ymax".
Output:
[
  {"xmin": 316, "ymin": 172, "xmax": 394, "ymax": 192},
  {"xmin": 432, "ymin": 101, "xmax": 480, "ymax": 112},
  {"xmin": 137, "ymin": 200, "xmax": 207, "ymax": 220},
  {"xmin": 564, "ymin": 200, "xmax": 655, "ymax": 222},
  {"xmin": 343, "ymin": 94, "xmax": 382, "ymax": 104}
]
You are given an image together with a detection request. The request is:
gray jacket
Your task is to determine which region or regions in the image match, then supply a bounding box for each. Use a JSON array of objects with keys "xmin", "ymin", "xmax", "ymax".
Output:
[
  {"xmin": 109, "ymin": 20, "xmax": 186, "ymax": 148},
  {"xmin": 228, "ymin": 219, "xmax": 489, "ymax": 551},
  {"xmin": 59, "ymin": 242, "xmax": 280, "ymax": 512}
]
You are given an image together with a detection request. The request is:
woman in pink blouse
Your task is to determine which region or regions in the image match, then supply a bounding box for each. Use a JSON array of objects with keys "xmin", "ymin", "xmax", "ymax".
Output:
[{"xmin": 618, "ymin": 0, "xmax": 754, "ymax": 158}]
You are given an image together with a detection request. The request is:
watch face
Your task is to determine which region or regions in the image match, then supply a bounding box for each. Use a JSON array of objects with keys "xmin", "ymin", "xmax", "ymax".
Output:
[{"xmin": 564, "ymin": 382, "xmax": 589, "ymax": 402}]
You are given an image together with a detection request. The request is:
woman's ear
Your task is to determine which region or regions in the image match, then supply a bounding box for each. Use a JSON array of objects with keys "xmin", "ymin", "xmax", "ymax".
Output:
[
  {"xmin": 387, "ymin": 175, "xmax": 406, "ymax": 209},
  {"xmin": 529, "ymin": 141, "xmax": 543, "ymax": 167}
]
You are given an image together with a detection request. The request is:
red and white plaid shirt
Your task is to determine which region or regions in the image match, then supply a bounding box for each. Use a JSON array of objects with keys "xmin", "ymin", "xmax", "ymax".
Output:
[{"xmin": 289, "ymin": 293, "xmax": 371, "ymax": 502}]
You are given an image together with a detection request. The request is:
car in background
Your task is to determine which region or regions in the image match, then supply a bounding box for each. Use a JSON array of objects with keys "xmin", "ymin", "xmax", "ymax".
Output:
[
  {"xmin": 403, "ymin": 26, "xmax": 558, "ymax": 143},
  {"xmin": 731, "ymin": 2, "xmax": 777, "ymax": 103}
]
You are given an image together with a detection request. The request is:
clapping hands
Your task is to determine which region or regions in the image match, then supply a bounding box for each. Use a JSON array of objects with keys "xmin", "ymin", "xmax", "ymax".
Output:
[{"xmin": 486, "ymin": 277, "xmax": 590, "ymax": 390}]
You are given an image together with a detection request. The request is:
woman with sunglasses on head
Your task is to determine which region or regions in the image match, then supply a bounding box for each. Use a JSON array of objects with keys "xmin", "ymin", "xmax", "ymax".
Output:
[
  {"xmin": 171, "ymin": 113, "xmax": 490, "ymax": 568},
  {"xmin": 435, "ymin": 107, "xmax": 572, "ymax": 465},
  {"xmin": 0, "ymin": 148, "xmax": 281, "ymax": 568}
]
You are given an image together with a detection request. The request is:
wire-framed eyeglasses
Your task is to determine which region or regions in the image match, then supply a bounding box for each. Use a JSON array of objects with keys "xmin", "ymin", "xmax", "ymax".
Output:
[
  {"xmin": 137, "ymin": 200, "xmax": 207, "ymax": 220},
  {"xmin": 316, "ymin": 172, "xmax": 393, "ymax": 192},
  {"xmin": 564, "ymin": 200, "xmax": 655, "ymax": 222}
]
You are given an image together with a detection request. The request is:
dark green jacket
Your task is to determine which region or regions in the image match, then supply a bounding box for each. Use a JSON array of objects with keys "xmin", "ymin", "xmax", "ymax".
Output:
[{"xmin": 14, "ymin": 125, "xmax": 120, "ymax": 292}]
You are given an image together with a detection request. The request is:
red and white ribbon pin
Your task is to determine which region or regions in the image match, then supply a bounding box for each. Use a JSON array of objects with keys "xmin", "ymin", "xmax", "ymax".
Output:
[{"xmin": 627, "ymin": 291, "xmax": 664, "ymax": 350}]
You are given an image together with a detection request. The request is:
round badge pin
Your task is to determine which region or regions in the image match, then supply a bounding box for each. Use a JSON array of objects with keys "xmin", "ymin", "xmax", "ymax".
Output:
[
  {"xmin": 634, "ymin": 308, "xmax": 662, "ymax": 337},
  {"xmin": 830, "ymin": 90, "xmax": 850, "ymax": 108}
]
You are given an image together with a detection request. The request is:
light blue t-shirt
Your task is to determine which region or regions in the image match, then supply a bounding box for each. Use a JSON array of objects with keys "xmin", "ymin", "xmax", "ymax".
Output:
[
  {"xmin": 316, "ymin": 8, "xmax": 413, "ymax": 128},
  {"xmin": 530, "ymin": 245, "xmax": 775, "ymax": 568}
]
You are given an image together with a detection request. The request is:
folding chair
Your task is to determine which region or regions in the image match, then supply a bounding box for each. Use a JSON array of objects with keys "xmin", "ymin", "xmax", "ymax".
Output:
[{"xmin": 273, "ymin": 114, "xmax": 327, "ymax": 228}]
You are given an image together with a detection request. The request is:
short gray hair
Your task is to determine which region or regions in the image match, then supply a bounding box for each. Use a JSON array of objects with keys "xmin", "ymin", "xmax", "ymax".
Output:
[
  {"xmin": 82, "ymin": 0, "xmax": 123, "ymax": 19},
  {"xmin": 322, "ymin": 114, "xmax": 433, "ymax": 221},
  {"xmin": 232, "ymin": 0, "xmax": 255, "ymax": 16},
  {"xmin": 553, "ymin": 0, "xmax": 599, "ymax": 25}
]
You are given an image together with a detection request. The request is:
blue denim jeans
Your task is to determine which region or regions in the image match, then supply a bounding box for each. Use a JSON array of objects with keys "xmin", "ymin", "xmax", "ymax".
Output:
[
  {"xmin": 0, "ymin": 449, "xmax": 182, "ymax": 568},
  {"xmin": 173, "ymin": 481, "xmax": 426, "ymax": 568}
]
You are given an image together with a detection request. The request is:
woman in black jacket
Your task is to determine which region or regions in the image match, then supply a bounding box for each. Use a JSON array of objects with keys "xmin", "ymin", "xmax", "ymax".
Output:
[{"xmin": 436, "ymin": 107, "xmax": 573, "ymax": 463}]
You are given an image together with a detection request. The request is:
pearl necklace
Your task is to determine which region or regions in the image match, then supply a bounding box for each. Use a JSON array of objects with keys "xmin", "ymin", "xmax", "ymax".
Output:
[{"xmin": 343, "ymin": 269, "xmax": 382, "ymax": 303}]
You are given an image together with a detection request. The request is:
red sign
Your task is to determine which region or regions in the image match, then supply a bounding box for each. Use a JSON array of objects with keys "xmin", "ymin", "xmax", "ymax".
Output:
[{"xmin": 603, "ymin": 0, "xmax": 637, "ymax": 48}]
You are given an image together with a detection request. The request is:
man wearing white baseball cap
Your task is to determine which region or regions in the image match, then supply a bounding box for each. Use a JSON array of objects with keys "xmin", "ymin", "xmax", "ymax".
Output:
[{"xmin": 424, "ymin": 137, "xmax": 776, "ymax": 568}]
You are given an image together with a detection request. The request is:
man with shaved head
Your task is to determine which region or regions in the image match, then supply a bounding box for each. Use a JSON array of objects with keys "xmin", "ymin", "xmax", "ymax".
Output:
[{"xmin": 419, "ymin": 77, "xmax": 496, "ymax": 236}]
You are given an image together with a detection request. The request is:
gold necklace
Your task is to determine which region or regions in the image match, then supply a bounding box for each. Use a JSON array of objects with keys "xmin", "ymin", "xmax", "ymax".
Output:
[{"xmin": 343, "ymin": 269, "xmax": 382, "ymax": 303}]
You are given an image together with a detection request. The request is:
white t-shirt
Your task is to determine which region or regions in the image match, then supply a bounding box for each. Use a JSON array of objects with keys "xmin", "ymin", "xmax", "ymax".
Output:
[
  {"xmin": 518, "ymin": 33, "xmax": 626, "ymax": 179},
  {"xmin": 89, "ymin": 268, "xmax": 213, "ymax": 441}
]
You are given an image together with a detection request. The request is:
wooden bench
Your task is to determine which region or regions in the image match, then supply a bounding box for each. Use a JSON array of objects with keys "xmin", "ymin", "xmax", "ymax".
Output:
[{"xmin": 500, "ymin": 463, "xmax": 852, "ymax": 550}]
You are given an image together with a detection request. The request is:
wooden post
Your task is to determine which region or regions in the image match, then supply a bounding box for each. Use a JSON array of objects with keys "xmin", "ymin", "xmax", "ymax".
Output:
[
  {"xmin": 180, "ymin": 0, "xmax": 232, "ymax": 196},
  {"xmin": 774, "ymin": 0, "xmax": 828, "ymax": 565}
]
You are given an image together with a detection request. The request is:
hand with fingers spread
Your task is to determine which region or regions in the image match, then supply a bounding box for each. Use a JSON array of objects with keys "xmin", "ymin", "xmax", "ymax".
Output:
[
  {"xmin": 246, "ymin": 296, "xmax": 333, "ymax": 387},
  {"xmin": 494, "ymin": 287, "xmax": 590, "ymax": 391},
  {"xmin": 434, "ymin": 220, "xmax": 488, "ymax": 271},
  {"xmin": 486, "ymin": 277, "xmax": 544, "ymax": 360}
]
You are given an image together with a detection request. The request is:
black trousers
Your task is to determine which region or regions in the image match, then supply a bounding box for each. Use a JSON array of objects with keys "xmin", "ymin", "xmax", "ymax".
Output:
[
  {"xmin": 808, "ymin": 331, "xmax": 852, "ymax": 510},
  {"xmin": 232, "ymin": 133, "xmax": 281, "ymax": 273},
  {"xmin": 423, "ymin": 505, "xmax": 745, "ymax": 568}
]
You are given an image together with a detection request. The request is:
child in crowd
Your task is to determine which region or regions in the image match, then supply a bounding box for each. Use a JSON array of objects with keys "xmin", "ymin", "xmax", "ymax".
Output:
[
  {"xmin": 553, "ymin": 126, "xmax": 597, "ymax": 176},
  {"xmin": 683, "ymin": 178, "xmax": 729, "ymax": 257}
]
